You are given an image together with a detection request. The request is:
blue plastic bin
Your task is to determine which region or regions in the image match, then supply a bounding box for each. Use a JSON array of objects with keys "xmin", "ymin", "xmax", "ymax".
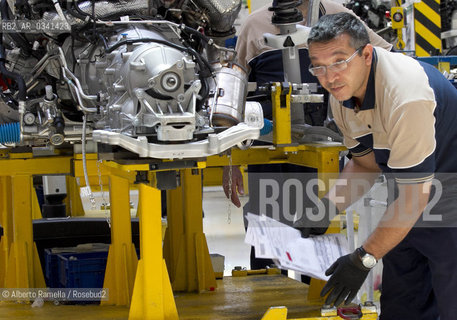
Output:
[
  {"xmin": 58, "ymin": 251, "xmax": 108, "ymax": 288},
  {"xmin": 44, "ymin": 249, "xmax": 78, "ymax": 288}
]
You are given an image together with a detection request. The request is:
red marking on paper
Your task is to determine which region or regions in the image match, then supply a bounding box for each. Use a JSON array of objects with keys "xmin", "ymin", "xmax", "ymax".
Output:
[{"xmin": 286, "ymin": 251, "xmax": 292, "ymax": 262}]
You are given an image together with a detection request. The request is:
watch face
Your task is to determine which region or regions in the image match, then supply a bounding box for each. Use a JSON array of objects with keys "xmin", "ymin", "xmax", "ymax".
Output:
[{"xmin": 362, "ymin": 255, "xmax": 377, "ymax": 269}]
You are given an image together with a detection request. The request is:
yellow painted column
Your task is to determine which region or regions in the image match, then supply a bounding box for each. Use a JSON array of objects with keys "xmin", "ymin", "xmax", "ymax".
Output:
[
  {"xmin": 66, "ymin": 176, "xmax": 85, "ymax": 216},
  {"xmin": 171, "ymin": 168, "xmax": 216, "ymax": 292},
  {"xmin": 163, "ymin": 186, "xmax": 184, "ymax": 284},
  {"xmin": 4, "ymin": 175, "xmax": 45, "ymax": 289},
  {"xmin": 272, "ymin": 82, "xmax": 292, "ymax": 146},
  {"xmin": 31, "ymin": 178, "xmax": 42, "ymax": 220},
  {"xmin": 0, "ymin": 176, "xmax": 13, "ymax": 287},
  {"xmin": 102, "ymin": 174, "xmax": 138, "ymax": 306},
  {"xmin": 129, "ymin": 183, "xmax": 178, "ymax": 320}
]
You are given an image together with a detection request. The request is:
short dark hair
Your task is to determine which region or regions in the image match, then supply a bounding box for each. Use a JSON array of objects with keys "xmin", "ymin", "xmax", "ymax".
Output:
[{"xmin": 307, "ymin": 12, "xmax": 370, "ymax": 50}]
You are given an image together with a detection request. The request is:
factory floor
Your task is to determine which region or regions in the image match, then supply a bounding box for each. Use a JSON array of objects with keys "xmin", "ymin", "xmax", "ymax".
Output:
[
  {"xmin": 0, "ymin": 275, "xmax": 321, "ymax": 320},
  {"xmin": 1, "ymin": 189, "xmax": 324, "ymax": 319}
]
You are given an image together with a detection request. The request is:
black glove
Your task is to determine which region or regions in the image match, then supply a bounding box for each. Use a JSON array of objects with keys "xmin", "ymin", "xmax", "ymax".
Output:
[
  {"xmin": 320, "ymin": 250, "xmax": 370, "ymax": 306},
  {"xmin": 292, "ymin": 197, "xmax": 339, "ymax": 238}
]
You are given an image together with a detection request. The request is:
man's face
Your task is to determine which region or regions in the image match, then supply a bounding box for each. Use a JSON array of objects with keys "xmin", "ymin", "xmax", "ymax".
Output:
[{"xmin": 308, "ymin": 34, "xmax": 372, "ymax": 102}]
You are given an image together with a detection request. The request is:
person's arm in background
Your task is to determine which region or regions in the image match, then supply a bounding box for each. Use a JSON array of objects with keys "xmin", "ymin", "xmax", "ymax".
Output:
[
  {"xmin": 223, "ymin": 165, "xmax": 244, "ymax": 208},
  {"xmin": 223, "ymin": 6, "xmax": 275, "ymax": 206},
  {"xmin": 221, "ymin": 22, "xmax": 249, "ymax": 207},
  {"xmin": 233, "ymin": 19, "xmax": 251, "ymax": 73}
]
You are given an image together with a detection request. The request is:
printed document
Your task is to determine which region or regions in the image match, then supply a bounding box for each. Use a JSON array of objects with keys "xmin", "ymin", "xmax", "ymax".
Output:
[{"xmin": 245, "ymin": 213, "xmax": 349, "ymax": 280}]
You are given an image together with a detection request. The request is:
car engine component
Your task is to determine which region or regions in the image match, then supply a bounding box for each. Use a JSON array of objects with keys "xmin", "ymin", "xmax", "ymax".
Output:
[{"xmin": 0, "ymin": 0, "xmax": 263, "ymax": 159}]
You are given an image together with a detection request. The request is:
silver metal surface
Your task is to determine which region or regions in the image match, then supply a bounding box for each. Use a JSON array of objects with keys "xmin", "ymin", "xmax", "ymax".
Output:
[
  {"xmin": 194, "ymin": 0, "xmax": 241, "ymax": 33},
  {"xmin": 77, "ymin": 0, "xmax": 149, "ymax": 17},
  {"xmin": 43, "ymin": 176, "xmax": 67, "ymax": 195},
  {"xmin": 211, "ymin": 63, "xmax": 248, "ymax": 126},
  {"xmin": 264, "ymin": 25, "xmax": 311, "ymax": 125},
  {"xmin": 0, "ymin": 0, "xmax": 261, "ymax": 158},
  {"xmin": 93, "ymin": 122, "xmax": 262, "ymax": 159},
  {"xmin": 306, "ymin": 0, "xmax": 321, "ymax": 27}
]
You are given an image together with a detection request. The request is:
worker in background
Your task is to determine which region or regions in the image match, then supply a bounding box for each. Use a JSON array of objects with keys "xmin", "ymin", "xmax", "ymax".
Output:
[
  {"xmin": 223, "ymin": 0, "xmax": 392, "ymax": 270},
  {"xmin": 294, "ymin": 12, "xmax": 457, "ymax": 319}
]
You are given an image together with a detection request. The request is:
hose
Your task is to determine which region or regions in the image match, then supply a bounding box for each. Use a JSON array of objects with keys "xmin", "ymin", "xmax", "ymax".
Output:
[{"xmin": 0, "ymin": 122, "xmax": 20, "ymax": 143}]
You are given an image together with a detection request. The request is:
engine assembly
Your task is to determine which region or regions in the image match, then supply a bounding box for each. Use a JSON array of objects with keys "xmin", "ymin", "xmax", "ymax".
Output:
[{"xmin": 0, "ymin": 0, "xmax": 263, "ymax": 159}]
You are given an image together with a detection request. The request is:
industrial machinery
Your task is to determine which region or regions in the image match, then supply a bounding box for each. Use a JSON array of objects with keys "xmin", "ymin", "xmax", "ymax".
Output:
[
  {"xmin": 0, "ymin": 0, "xmax": 264, "ymax": 159},
  {"xmin": 346, "ymin": 0, "xmax": 457, "ymax": 59}
]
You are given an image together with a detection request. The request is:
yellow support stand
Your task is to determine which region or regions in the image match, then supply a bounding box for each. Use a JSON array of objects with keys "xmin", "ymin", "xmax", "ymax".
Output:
[
  {"xmin": 261, "ymin": 306, "xmax": 288, "ymax": 320},
  {"xmin": 163, "ymin": 185, "xmax": 184, "ymax": 285},
  {"xmin": 0, "ymin": 154, "xmax": 72, "ymax": 290},
  {"xmin": 129, "ymin": 183, "xmax": 178, "ymax": 320},
  {"xmin": 102, "ymin": 174, "xmax": 138, "ymax": 306},
  {"xmin": 165, "ymin": 168, "xmax": 217, "ymax": 292},
  {"xmin": 4, "ymin": 175, "xmax": 45, "ymax": 290}
]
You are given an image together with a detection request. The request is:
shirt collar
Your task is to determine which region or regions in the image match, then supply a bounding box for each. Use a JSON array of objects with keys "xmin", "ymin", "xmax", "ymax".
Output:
[{"xmin": 342, "ymin": 48, "xmax": 377, "ymax": 111}]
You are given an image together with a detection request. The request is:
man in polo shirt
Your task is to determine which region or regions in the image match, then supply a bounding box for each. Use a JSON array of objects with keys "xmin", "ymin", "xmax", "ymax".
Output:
[
  {"xmin": 223, "ymin": 0, "xmax": 392, "ymax": 271},
  {"xmin": 294, "ymin": 12, "xmax": 457, "ymax": 319}
]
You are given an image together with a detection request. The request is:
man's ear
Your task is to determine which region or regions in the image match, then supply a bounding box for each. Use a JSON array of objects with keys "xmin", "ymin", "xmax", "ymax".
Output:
[{"xmin": 362, "ymin": 44, "xmax": 373, "ymax": 66}]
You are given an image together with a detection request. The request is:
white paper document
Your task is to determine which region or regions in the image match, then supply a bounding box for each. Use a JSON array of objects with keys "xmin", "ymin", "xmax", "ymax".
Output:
[{"xmin": 245, "ymin": 213, "xmax": 349, "ymax": 281}]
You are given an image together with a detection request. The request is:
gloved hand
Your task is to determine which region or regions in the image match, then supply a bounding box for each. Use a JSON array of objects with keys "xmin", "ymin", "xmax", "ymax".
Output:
[
  {"xmin": 320, "ymin": 250, "xmax": 370, "ymax": 306},
  {"xmin": 292, "ymin": 197, "xmax": 339, "ymax": 238}
]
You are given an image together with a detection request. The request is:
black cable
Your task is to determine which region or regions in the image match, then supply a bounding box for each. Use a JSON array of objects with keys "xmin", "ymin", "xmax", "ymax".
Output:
[
  {"xmin": 91, "ymin": 0, "xmax": 97, "ymax": 45},
  {"xmin": 67, "ymin": 5, "xmax": 88, "ymax": 21},
  {"xmin": 180, "ymin": 25, "xmax": 212, "ymax": 44},
  {"xmin": 446, "ymin": 46, "xmax": 457, "ymax": 56},
  {"xmin": 71, "ymin": 32, "xmax": 77, "ymax": 73},
  {"xmin": 74, "ymin": 0, "xmax": 92, "ymax": 19},
  {"xmin": 98, "ymin": 33, "xmax": 108, "ymax": 50}
]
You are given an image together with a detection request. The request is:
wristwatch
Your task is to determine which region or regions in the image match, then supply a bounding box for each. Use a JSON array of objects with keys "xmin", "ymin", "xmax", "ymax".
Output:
[{"xmin": 357, "ymin": 246, "xmax": 378, "ymax": 269}]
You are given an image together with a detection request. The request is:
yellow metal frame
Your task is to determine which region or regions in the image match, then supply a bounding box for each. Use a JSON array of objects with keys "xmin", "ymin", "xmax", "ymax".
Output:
[
  {"xmin": 0, "ymin": 79, "xmax": 348, "ymax": 318},
  {"xmin": 0, "ymin": 154, "xmax": 72, "ymax": 290},
  {"xmin": 261, "ymin": 306, "xmax": 378, "ymax": 320},
  {"xmin": 163, "ymin": 168, "xmax": 217, "ymax": 293},
  {"xmin": 101, "ymin": 174, "xmax": 138, "ymax": 306},
  {"xmin": 391, "ymin": 6, "xmax": 405, "ymax": 50},
  {"xmin": 129, "ymin": 183, "xmax": 178, "ymax": 319},
  {"xmin": 272, "ymin": 82, "xmax": 292, "ymax": 146},
  {"xmin": 3, "ymin": 175, "xmax": 46, "ymax": 290}
]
